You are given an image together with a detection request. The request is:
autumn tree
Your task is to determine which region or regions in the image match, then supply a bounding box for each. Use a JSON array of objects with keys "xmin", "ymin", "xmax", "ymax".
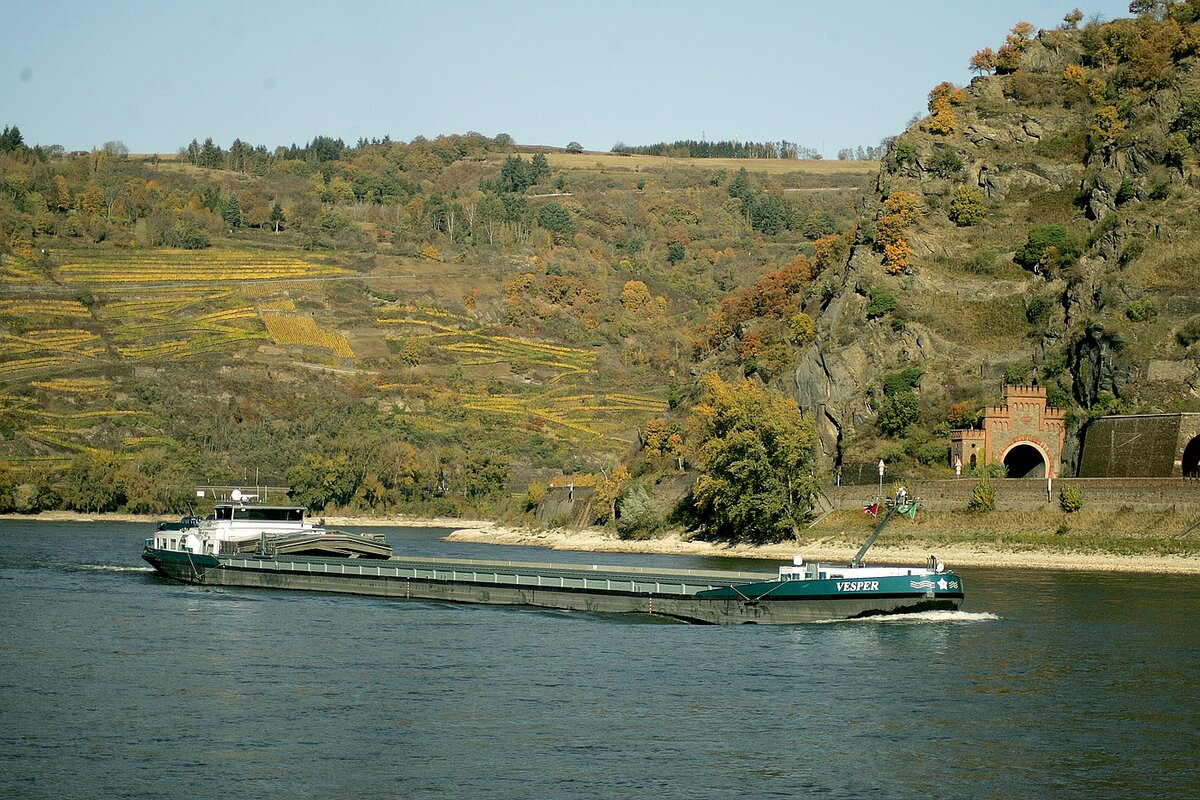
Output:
[
  {"xmin": 1091, "ymin": 105, "xmax": 1126, "ymax": 145},
  {"xmin": 874, "ymin": 191, "xmax": 922, "ymax": 274},
  {"xmin": 926, "ymin": 82, "xmax": 966, "ymax": 135},
  {"xmin": 52, "ymin": 174, "xmax": 72, "ymax": 211},
  {"xmin": 812, "ymin": 233, "xmax": 850, "ymax": 274},
  {"xmin": 995, "ymin": 21, "xmax": 1035, "ymax": 74},
  {"xmin": 970, "ymin": 47, "xmax": 998, "ymax": 75},
  {"xmin": 594, "ymin": 464, "xmax": 630, "ymax": 523},
  {"xmin": 687, "ymin": 374, "xmax": 820, "ymax": 543},
  {"xmin": 620, "ymin": 279, "xmax": 655, "ymax": 314}
]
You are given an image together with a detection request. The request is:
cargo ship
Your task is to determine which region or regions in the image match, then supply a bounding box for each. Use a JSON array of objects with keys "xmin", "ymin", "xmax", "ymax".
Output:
[{"xmin": 142, "ymin": 490, "xmax": 964, "ymax": 624}]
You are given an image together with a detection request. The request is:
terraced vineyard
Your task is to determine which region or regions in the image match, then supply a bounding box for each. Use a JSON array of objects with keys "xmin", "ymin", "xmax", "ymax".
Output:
[
  {"xmin": 0, "ymin": 326, "xmax": 104, "ymax": 378},
  {"xmin": 55, "ymin": 248, "xmax": 356, "ymax": 285},
  {"xmin": 98, "ymin": 289, "xmax": 267, "ymax": 361},
  {"xmin": 459, "ymin": 388, "xmax": 666, "ymax": 439},
  {"xmin": 375, "ymin": 304, "xmax": 596, "ymax": 376},
  {"xmin": 0, "ymin": 244, "xmax": 670, "ymax": 475},
  {"xmin": 373, "ymin": 304, "xmax": 663, "ymax": 442},
  {"xmin": 261, "ymin": 312, "xmax": 354, "ymax": 357},
  {"xmin": 0, "ymin": 388, "xmax": 159, "ymax": 468}
]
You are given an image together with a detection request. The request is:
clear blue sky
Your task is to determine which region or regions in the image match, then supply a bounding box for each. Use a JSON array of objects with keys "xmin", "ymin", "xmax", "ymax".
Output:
[{"xmin": 2, "ymin": 0, "xmax": 1134, "ymax": 157}]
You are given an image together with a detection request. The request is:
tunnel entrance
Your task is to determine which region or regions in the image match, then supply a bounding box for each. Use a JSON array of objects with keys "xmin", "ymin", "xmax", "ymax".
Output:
[
  {"xmin": 1183, "ymin": 435, "xmax": 1200, "ymax": 478},
  {"xmin": 1003, "ymin": 443, "xmax": 1046, "ymax": 478}
]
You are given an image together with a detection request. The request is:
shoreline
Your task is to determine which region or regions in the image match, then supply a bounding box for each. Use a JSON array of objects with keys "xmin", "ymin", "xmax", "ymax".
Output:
[
  {"xmin": 5, "ymin": 510, "xmax": 1199, "ymax": 574},
  {"xmin": 444, "ymin": 525, "xmax": 1200, "ymax": 575},
  {"xmin": 0, "ymin": 511, "xmax": 486, "ymax": 529}
]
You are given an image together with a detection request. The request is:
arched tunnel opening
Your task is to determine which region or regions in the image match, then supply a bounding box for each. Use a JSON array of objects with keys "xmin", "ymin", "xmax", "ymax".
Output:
[
  {"xmin": 1003, "ymin": 443, "xmax": 1046, "ymax": 479},
  {"xmin": 1183, "ymin": 435, "xmax": 1200, "ymax": 478}
]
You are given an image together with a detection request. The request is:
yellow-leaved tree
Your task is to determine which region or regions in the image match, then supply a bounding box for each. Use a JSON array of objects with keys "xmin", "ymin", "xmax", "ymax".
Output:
[{"xmin": 874, "ymin": 191, "xmax": 922, "ymax": 274}]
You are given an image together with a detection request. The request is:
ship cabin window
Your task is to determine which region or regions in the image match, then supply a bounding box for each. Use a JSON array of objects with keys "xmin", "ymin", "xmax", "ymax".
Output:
[
  {"xmin": 215, "ymin": 506, "xmax": 233, "ymax": 521},
  {"xmin": 233, "ymin": 507, "xmax": 304, "ymax": 522}
]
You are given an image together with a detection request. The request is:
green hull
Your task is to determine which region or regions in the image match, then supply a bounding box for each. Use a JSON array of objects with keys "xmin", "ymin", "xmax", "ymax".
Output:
[{"xmin": 142, "ymin": 547, "xmax": 964, "ymax": 624}]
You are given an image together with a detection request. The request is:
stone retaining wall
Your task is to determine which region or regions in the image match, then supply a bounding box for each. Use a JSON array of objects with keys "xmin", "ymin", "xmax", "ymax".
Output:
[{"xmin": 825, "ymin": 478, "xmax": 1200, "ymax": 514}]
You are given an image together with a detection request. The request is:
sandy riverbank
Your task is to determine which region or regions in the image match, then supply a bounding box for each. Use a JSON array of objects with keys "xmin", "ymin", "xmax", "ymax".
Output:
[{"xmin": 445, "ymin": 525, "xmax": 1200, "ymax": 575}]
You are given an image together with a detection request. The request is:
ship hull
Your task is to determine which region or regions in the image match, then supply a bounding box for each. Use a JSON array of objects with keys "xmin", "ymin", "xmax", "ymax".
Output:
[{"xmin": 142, "ymin": 547, "xmax": 963, "ymax": 625}]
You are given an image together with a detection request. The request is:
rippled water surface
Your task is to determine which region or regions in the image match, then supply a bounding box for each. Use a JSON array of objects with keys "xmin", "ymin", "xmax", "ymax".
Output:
[{"xmin": 2, "ymin": 522, "xmax": 1197, "ymax": 799}]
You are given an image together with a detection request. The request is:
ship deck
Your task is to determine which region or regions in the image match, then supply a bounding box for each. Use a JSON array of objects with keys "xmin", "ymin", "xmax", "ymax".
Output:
[{"xmin": 219, "ymin": 553, "xmax": 776, "ymax": 597}]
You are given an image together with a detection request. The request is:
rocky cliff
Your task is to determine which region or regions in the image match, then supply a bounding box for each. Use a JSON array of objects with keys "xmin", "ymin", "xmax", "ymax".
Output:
[{"xmin": 796, "ymin": 9, "xmax": 1200, "ymax": 474}]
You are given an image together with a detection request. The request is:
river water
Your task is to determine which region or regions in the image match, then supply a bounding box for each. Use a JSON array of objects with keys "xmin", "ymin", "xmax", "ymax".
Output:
[{"xmin": 1, "ymin": 521, "xmax": 1196, "ymax": 799}]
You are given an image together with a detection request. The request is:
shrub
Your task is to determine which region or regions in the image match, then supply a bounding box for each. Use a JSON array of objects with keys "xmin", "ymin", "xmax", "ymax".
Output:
[
  {"xmin": 930, "ymin": 147, "xmax": 965, "ymax": 179},
  {"xmin": 1118, "ymin": 239, "xmax": 1145, "ymax": 266},
  {"xmin": 1026, "ymin": 294, "xmax": 1054, "ymax": 325},
  {"xmin": 968, "ymin": 476, "xmax": 995, "ymax": 512},
  {"xmin": 1116, "ymin": 178, "xmax": 1138, "ymax": 204},
  {"xmin": 964, "ymin": 249, "xmax": 998, "ymax": 275},
  {"xmin": 891, "ymin": 140, "xmax": 917, "ymax": 170},
  {"xmin": 883, "ymin": 367, "xmax": 923, "ymax": 397},
  {"xmin": 1126, "ymin": 298, "xmax": 1159, "ymax": 322},
  {"xmin": 878, "ymin": 391, "xmax": 920, "ymax": 437},
  {"xmin": 1058, "ymin": 484, "xmax": 1083, "ymax": 513},
  {"xmin": 1148, "ymin": 178, "xmax": 1171, "ymax": 201},
  {"xmin": 1005, "ymin": 363, "xmax": 1028, "ymax": 385},
  {"xmin": 947, "ymin": 185, "xmax": 986, "ymax": 226},
  {"xmin": 615, "ymin": 486, "xmax": 664, "ymax": 540},
  {"xmin": 1014, "ymin": 225, "xmax": 1072, "ymax": 271},
  {"xmin": 1177, "ymin": 317, "xmax": 1200, "ymax": 347},
  {"xmin": 866, "ymin": 287, "xmax": 897, "ymax": 319},
  {"xmin": 915, "ymin": 441, "xmax": 948, "ymax": 466}
]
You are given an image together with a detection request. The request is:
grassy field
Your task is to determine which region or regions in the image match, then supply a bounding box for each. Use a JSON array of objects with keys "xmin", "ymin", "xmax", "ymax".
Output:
[
  {"xmin": 142, "ymin": 149, "xmax": 880, "ymax": 178},
  {"xmin": 541, "ymin": 151, "xmax": 878, "ymax": 176}
]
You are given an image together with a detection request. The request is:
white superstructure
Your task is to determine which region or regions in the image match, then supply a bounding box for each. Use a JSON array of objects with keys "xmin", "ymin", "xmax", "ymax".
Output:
[{"xmin": 150, "ymin": 492, "xmax": 321, "ymax": 556}]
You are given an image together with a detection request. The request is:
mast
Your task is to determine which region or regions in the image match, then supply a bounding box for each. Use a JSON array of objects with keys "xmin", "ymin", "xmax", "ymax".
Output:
[{"xmin": 850, "ymin": 488, "xmax": 915, "ymax": 567}]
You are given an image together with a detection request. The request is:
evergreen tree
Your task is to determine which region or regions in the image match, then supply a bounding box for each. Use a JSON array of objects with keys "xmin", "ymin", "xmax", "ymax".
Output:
[
  {"xmin": 530, "ymin": 152, "xmax": 550, "ymax": 182},
  {"xmin": 536, "ymin": 201, "xmax": 575, "ymax": 242},
  {"xmin": 498, "ymin": 156, "xmax": 531, "ymax": 193},
  {"xmin": 223, "ymin": 194, "xmax": 242, "ymax": 228},
  {"xmin": 199, "ymin": 137, "xmax": 222, "ymax": 168},
  {"xmin": 1, "ymin": 125, "xmax": 26, "ymax": 152},
  {"xmin": 270, "ymin": 201, "xmax": 285, "ymax": 232}
]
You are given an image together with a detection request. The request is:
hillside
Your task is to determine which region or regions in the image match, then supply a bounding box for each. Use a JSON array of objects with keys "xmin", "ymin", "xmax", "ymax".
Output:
[
  {"xmin": 792, "ymin": 7, "xmax": 1200, "ymax": 476},
  {"xmin": 0, "ymin": 130, "xmax": 873, "ymax": 518}
]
